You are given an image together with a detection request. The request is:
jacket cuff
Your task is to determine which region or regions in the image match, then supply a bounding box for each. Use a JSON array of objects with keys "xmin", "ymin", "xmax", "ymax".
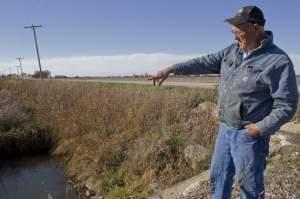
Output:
[
  {"xmin": 171, "ymin": 64, "xmax": 182, "ymax": 74},
  {"xmin": 255, "ymin": 121, "xmax": 277, "ymax": 136}
]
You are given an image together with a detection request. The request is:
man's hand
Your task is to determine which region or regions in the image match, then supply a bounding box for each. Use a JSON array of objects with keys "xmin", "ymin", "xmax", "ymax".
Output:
[
  {"xmin": 147, "ymin": 66, "xmax": 174, "ymax": 86},
  {"xmin": 244, "ymin": 123, "xmax": 261, "ymax": 137}
]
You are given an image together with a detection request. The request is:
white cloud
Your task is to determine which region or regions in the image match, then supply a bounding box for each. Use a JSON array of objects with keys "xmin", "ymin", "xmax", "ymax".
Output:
[
  {"xmin": 0, "ymin": 53, "xmax": 201, "ymax": 76},
  {"xmin": 0, "ymin": 53, "xmax": 299, "ymax": 76}
]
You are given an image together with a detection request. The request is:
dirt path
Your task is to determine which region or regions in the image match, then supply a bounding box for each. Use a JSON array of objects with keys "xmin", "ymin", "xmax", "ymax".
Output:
[{"xmin": 49, "ymin": 78, "xmax": 218, "ymax": 89}]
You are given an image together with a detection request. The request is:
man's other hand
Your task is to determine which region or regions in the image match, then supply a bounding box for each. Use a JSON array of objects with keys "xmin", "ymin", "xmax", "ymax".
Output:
[
  {"xmin": 147, "ymin": 66, "xmax": 174, "ymax": 86},
  {"xmin": 244, "ymin": 123, "xmax": 261, "ymax": 137}
]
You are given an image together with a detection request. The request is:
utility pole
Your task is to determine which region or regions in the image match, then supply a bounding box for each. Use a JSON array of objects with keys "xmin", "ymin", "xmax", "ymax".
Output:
[
  {"xmin": 16, "ymin": 57, "xmax": 24, "ymax": 79},
  {"xmin": 24, "ymin": 24, "xmax": 43, "ymax": 79}
]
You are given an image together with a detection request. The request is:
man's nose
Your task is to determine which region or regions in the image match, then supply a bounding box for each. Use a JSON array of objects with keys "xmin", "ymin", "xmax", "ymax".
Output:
[
  {"xmin": 231, "ymin": 27, "xmax": 240, "ymax": 34},
  {"xmin": 231, "ymin": 29, "xmax": 239, "ymax": 37}
]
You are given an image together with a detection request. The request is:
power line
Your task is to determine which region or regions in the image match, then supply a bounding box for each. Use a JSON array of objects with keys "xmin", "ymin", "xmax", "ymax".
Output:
[{"xmin": 24, "ymin": 24, "xmax": 43, "ymax": 79}]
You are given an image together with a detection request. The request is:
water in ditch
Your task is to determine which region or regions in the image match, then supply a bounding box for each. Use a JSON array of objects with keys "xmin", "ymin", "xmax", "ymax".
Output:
[{"xmin": 0, "ymin": 155, "xmax": 78, "ymax": 199}]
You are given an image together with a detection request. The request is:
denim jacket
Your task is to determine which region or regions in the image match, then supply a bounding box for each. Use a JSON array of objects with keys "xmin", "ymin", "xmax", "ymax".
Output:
[{"xmin": 172, "ymin": 31, "xmax": 299, "ymax": 135}]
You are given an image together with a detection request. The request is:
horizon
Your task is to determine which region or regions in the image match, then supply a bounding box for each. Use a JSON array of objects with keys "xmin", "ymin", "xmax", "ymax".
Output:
[{"xmin": 0, "ymin": 0, "xmax": 299, "ymax": 76}]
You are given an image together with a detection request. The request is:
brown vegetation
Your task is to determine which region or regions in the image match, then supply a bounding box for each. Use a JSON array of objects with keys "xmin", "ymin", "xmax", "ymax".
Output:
[
  {"xmin": 0, "ymin": 87, "xmax": 52, "ymax": 158},
  {"xmin": 0, "ymin": 79, "xmax": 218, "ymax": 198}
]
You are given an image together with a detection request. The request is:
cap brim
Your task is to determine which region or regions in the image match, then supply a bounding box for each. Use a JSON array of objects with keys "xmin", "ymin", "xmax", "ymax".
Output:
[{"xmin": 225, "ymin": 15, "xmax": 248, "ymax": 25}]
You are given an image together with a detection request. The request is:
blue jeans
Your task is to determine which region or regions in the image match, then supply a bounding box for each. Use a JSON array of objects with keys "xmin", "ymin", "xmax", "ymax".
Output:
[{"xmin": 210, "ymin": 123, "xmax": 270, "ymax": 199}]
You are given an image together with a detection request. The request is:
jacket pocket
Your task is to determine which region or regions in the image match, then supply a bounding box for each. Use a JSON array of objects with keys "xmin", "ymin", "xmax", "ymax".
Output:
[
  {"xmin": 220, "ymin": 58, "xmax": 234, "ymax": 81},
  {"xmin": 222, "ymin": 93, "xmax": 243, "ymax": 127},
  {"xmin": 240, "ymin": 66, "xmax": 266, "ymax": 90}
]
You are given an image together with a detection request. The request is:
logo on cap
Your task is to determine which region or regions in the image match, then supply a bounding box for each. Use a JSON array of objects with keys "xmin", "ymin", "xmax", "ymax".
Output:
[{"xmin": 236, "ymin": 8, "xmax": 244, "ymax": 16}]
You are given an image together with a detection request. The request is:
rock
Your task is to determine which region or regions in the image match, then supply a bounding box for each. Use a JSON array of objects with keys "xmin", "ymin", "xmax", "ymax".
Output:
[
  {"xmin": 272, "ymin": 154, "xmax": 282, "ymax": 161},
  {"xmin": 277, "ymin": 134, "xmax": 292, "ymax": 146},
  {"xmin": 269, "ymin": 132, "xmax": 299, "ymax": 158},
  {"xmin": 182, "ymin": 182, "xmax": 201, "ymax": 197},
  {"xmin": 196, "ymin": 101, "xmax": 218, "ymax": 119},
  {"xmin": 85, "ymin": 177, "xmax": 97, "ymax": 191},
  {"xmin": 269, "ymin": 135, "xmax": 282, "ymax": 156},
  {"xmin": 279, "ymin": 145, "xmax": 299, "ymax": 158},
  {"xmin": 149, "ymin": 180, "xmax": 164, "ymax": 192},
  {"xmin": 180, "ymin": 180, "xmax": 210, "ymax": 199},
  {"xmin": 90, "ymin": 196, "xmax": 104, "ymax": 199},
  {"xmin": 156, "ymin": 170, "xmax": 209, "ymax": 199},
  {"xmin": 85, "ymin": 190, "xmax": 91, "ymax": 197},
  {"xmin": 84, "ymin": 188, "xmax": 96, "ymax": 197},
  {"xmin": 187, "ymin": 102, "xmax": 218, "ymax": 129},
  {"xmin": 184, "ymin": 144, "xmax": 208, "ymax": 170},
  {"xmin": 148, "ymin": 195, "xmax": 163, "ymax": 199}
]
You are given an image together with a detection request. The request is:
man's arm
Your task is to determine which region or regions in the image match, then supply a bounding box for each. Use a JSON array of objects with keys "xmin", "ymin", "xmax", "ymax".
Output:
[
  {"xmin": 255, "ymin": 60, "xmax": 299, "ymax": 136},
  {"xmin": 148, "ymin": 48, "xmax": 227, "ymax": 86},
  {"xmin": 172, "ymin": 50, "xmax": 224, "ymax": 75}
]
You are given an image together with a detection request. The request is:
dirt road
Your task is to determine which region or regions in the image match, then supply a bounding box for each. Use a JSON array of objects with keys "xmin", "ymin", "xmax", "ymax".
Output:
[{"xmin": 50, "ymin": 78, "xmax": 219, "ymax": 88}]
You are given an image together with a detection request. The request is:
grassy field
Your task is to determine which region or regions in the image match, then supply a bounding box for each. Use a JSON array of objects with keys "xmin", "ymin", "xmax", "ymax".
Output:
[{"xmin": 0, "ymin": 79, "xmax": 218, "ymax": 198}]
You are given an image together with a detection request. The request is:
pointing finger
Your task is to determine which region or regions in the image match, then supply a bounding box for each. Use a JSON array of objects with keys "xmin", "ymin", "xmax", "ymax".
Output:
[{"xmin": 158, "ymin": 76, "xmax": 167, "ymax": 86}]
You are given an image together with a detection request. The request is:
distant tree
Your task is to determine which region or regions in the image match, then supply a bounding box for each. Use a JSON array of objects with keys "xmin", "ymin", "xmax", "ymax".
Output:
[
  {"xmin": 54, "ymin": 75, "xmax": 68, "ymax": 79},
  {"xmin": 32, "ymin": 70, "xmax": 51, "ymax": 78}
]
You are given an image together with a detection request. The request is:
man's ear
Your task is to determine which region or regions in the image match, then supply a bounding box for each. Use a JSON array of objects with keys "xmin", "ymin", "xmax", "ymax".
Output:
[{"xmin": 254, "ymin": 24, "xmax": 264, "ymax": 33}]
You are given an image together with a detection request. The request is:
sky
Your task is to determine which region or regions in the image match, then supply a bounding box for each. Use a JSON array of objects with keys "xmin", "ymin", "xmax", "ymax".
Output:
[{"xmin": 0, "ymin": 0, "xmax": 299, "ymax": 76}]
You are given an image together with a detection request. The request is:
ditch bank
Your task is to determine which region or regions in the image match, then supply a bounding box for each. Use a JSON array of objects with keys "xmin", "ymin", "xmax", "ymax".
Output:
[
  {"xmin": 0, "ymin": 84, "xmax": 79, "ymax": 198},
  {"xmin": 0, "ymin": 79, "xmax": 218, "ymax": 198}
]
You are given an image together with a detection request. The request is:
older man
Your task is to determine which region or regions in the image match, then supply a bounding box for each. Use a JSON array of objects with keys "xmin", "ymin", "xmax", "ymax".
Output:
[{"xmin": 148, "ymin": 5, "xmax": 298, "ymax": 199}]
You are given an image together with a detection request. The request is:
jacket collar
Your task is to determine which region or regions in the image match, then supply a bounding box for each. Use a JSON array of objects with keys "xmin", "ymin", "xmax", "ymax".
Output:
[{"xmin": 239, "ymin": 30, "xmax": 274, "ymax": 58}]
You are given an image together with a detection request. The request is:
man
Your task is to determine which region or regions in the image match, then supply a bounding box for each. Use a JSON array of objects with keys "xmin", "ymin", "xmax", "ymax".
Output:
[{"xmin": 148, "ymin": 5, "xmax": 298, "ymax": 199}]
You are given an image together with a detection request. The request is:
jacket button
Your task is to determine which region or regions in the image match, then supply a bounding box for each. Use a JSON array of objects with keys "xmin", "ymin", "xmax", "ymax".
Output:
[{"xmin": 242, "ymin": 76, "xmax": 249, "ymax": 82}]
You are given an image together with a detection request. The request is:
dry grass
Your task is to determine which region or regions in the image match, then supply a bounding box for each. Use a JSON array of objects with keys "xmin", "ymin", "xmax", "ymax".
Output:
[
  {"xmin": 0, "ymin": 83, "xmax": 53, "ymax": 158},
  {"xmin": 0, "ymin": 79, "xmax": 218, "ymax": 198}
]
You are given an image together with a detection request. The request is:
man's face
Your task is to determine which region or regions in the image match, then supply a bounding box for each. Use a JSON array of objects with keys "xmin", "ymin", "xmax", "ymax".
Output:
[{"xmin": 232, "ymin": 23, "xmax": 256, "ymax": 50}]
